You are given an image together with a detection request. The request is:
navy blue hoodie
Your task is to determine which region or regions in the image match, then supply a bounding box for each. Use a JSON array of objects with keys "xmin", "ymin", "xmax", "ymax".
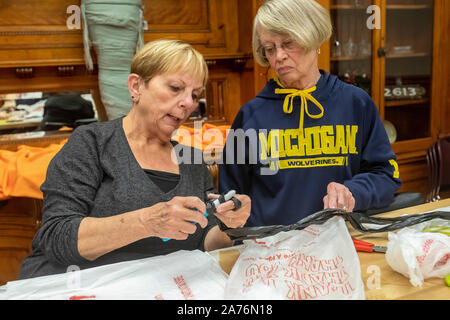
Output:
[{"xmin": 219, "ymin": 70, "xmax": 401, "ymax": 227}]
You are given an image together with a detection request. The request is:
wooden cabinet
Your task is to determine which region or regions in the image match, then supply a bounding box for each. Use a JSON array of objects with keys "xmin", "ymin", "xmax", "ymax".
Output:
[
  {"xmin": 0, "ymin": 197, "xmax": 42, "ymax": 285},
  {"xmin": 325, "ymin": 0, "xmax": 449, "ymax": 195},
  {"xmin": 0, "ymin": 0, "xmax": 255, "ymax": 126}
]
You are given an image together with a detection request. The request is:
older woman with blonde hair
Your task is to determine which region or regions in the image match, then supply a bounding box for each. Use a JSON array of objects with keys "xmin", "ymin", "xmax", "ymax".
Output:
[
  {"xmin": 19, "ymin": 39, "xmax": 250, "ymax": 279},
  {"xmin": 219, "ymin": 0, "xmax": 401, "ymax": 227}
]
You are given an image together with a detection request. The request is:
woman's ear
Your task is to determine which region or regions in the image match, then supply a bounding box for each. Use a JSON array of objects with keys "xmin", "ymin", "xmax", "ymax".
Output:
[{"xmin": 128, "ymin": 73, "xmax": 141, "ymax": 103}]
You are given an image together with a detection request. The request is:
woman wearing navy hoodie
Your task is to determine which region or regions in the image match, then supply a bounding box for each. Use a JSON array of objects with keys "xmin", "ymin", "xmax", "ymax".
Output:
[{"xmin": 219, "ymin": 0, "xmax": 401, "ymax": 227}]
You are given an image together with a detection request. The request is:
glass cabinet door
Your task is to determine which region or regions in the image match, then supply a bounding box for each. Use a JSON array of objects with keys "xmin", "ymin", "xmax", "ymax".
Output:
[
  {"xmin": 330, "ymin": 0, "xmax": 373, "ymax": 96},
  {"xmin": 383, "ymin": 0, "xmax": 434, "ymax": 143}
]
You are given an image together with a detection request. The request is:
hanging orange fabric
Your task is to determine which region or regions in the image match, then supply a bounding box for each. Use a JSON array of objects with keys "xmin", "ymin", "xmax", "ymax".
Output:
[{"xmin": 0, "ymin": 141, "xmax": 67, "ymax": 200}]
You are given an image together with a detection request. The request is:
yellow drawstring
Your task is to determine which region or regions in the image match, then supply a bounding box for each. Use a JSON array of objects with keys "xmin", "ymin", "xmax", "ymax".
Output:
[{"xmin": 274, "ymin": 78, "xmax": 324, "ymax": 131}]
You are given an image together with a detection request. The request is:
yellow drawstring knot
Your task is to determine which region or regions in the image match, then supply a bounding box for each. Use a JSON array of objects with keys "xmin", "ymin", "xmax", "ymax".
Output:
[{"xmin": 274, "ymin": 78, "xmax": 324, "ymax": 131}]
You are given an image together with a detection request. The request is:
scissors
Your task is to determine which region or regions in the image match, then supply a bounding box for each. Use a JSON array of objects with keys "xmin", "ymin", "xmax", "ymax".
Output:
[
  {"xmin": 352, "ymin": 238, "xmax": 386, "ymax": 253},
  {"xmin": 162, "ymin": 190, "xmax": 238, "ymax": 241}
]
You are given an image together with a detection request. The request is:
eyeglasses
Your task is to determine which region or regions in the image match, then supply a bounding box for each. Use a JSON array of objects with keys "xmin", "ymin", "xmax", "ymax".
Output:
[{"xmin": 260, "ymin": 39, "xmax": 300, "ymax": 58}]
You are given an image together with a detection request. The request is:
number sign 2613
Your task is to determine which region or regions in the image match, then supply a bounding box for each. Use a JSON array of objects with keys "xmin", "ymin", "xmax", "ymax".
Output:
[{"xmin": 384, "ymin": 85, "xmax": 426, "ymax": 100}]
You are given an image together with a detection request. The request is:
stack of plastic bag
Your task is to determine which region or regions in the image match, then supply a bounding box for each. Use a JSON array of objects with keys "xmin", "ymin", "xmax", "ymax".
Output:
[
  {"xmin": 0, "ymin": 250, "xmax": 228, "ymax": 300},
  {"xmin": 224, "ymin": 216, "xmax": 366, "ymax": 300},
  {"xmin": 0, "ymin": 217, "xmax": 368, "ymax": 300}
]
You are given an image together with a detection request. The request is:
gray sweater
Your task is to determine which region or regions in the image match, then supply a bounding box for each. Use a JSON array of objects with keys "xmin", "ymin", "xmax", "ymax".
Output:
[{"xmin": 19, "ymin": 117, "xmax": 217, "ymax": 279}]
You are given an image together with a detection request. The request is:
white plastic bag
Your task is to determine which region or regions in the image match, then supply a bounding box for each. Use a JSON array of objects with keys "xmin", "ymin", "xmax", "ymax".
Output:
[
  {"xmin": 225, "ymin": 216, "xmax": 365, "ymax": 300},
  {"xmin": 386, "ymin": 227, "xmax": 450, "ymax": 287},
  {"xmin": 0, "ymin": 250, "xmax": 228, "ymax": 300}
]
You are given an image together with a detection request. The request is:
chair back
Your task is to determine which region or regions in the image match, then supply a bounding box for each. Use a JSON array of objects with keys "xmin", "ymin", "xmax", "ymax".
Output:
[
  {"xmin": 437, "ymin": 135, "xmax": 450, "ymax": 196},
  {"xmin": 427, "ymin": 135, "xmax": 450, "ymax": 201},
  {"xmin": 426, "ymin": 141, "xmax": 439, "ymax": 201}
]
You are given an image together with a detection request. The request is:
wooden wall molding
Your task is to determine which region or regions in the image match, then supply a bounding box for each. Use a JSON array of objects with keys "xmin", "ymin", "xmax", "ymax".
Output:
[
  {"xmin": 1, "ymin": 42, "xmax": 82, "ymax": 50},
  {"xmin": 0, "ymin": 30, "xmax": 80, "ymax": 36}
]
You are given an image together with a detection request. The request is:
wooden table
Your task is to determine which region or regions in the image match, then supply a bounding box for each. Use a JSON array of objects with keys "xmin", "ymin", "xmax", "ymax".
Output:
[
  {"xmin": 351, "ymin": 199, "xmax": 450, "ymax": 300},
  {"xmin": 211, "ymin": 198, "xmax": 450, "ymax": 300}
]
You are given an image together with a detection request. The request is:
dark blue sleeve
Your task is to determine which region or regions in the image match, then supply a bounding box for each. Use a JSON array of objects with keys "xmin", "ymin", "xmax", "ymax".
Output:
[{"xmin": 344, "ymin": 99, "xmax": 402, "ymax": 211}]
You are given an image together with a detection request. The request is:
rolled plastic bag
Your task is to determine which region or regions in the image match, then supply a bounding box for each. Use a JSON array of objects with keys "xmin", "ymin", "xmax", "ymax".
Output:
[
  {"xmin": 225, "ymin": 216, "xmax": 366, "ymax": 300},
  {"xmin": 385, "ymin": 227, "xmax": 450, "ymax": 287}
]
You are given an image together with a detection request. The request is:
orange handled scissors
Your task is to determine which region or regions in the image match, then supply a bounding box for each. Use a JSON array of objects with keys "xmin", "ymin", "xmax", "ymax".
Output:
[{"xmin": 352, "ymin": 238, "xmax": 387, "ymax": 253}]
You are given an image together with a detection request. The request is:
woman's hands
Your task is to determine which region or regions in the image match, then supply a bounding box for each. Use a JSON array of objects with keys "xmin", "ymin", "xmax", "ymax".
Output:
[
  {"xmin": 139, "ymin": 193, "xmax": 251, "ymax": 241},
  {"xmin": 203, "ymin": 193, "xmax": 251, "ymax": 252},
  {"xmin": 139, "ymin": 196, "xmax": 208, "ymax": 240},
  {"xmin": 323, "ymin": 182, "xmax": 355, "ymax": 212},
  {"xmin": 209, "ymin": 193, "xmax": 251, "ymax": 228},
  {"xmin": 79, "ymin": 194, "xmax": 250, "ymax": 261}
]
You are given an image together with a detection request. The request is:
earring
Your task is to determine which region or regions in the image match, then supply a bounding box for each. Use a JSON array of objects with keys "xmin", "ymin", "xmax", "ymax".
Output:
[
  {"xmin": 317, "ymin": 48, "xmax": 321, "ymax": 54},
  {"xmin": 132, "ymin": 93, "xmax": 140, "ymax": 103}
]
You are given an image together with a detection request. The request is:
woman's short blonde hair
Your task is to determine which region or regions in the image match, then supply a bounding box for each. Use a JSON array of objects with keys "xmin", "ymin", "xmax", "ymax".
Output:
[
  {"xmin": 253, "ymin": 0, "xmax": 332, "ymax": 66},
  {"xmin": 131, "ymin": 39, "xmax": 208, "ymax": 86}
]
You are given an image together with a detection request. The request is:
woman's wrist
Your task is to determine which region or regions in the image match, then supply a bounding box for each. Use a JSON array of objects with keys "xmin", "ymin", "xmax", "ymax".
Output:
[{"xmin": 204, "ymin": 225, "xmax": 234, "ymax": 252}]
